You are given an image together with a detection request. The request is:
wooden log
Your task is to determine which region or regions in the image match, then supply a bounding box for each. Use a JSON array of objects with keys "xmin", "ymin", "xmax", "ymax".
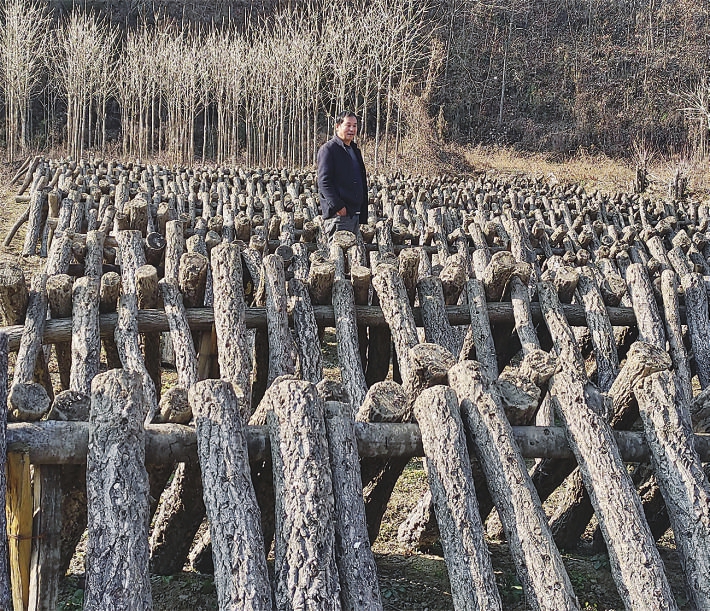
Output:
[
  {"xmin": 682, "ymin": 272, "xmax": 710, "ymax": 389},
  {"xmin": 324, "ymin": 402, "xmax": 383, "ymax": 611},
  {"xmin": 464, "ymin": 278, "xmax": 498, "ymax": 380},
  {"xmin": 550, "ymin": 369, "xmax": 677, "ymax": 611},
  {"xmin": 9, "ymin": 273, "xmax": 50, "ymax": 421},
  {"xmin": 159, "ymin": 279, "xmax": 197, "ymax": 391},
  {"xmin": 136, "ymin": 265, "xmax": 161, "ymax": 399},
  {"xmin": 333, "ymin": 278, "xmax": 367, "ymax": 411},
  {"xmin": 625, "ymin": 263, "xmax": 665, "ymax": 349},
  {"xmin": 660, "ymin": 270, "xmax": 692, "ymax": 406},
  {"xmin": 416, "ymin": 275, "xmax": 459, "ymax": 357},
  {"xmin": 99, "ymin": 272, "xmax": 122, "ymax": 370},
  {"xmin": 69, "ymin": 276, "xmax": 101, "ymax": 396},
  {"xmin": 267, "ymin": 378, "xmax": 340, "ymax": 610},
  {"xmin": 211, "ymin": 242, "xmax": 253, "ymax": 413},
  {"xmin": 449, "ymin": 363, "xmax": 578, "ymax": 610},
  {"xmin": 263, "ymin": 254, "xmax": 297, "ymax": 385},
  {"xmin": 509, "ymin": 274, "xmax": 540, "ymax": 355},
  {"xmin": 178, "ymin": 251, "xmax": 208, "ymax": 308},
  {"xmin": 84, "ymin": 369, "xmax": 151, "ymax": 611},
  {"xmin": 190, "ymin": 380, "xmax": 271, "ymax": 610},
  {"xmin": 412, "ymin": 386, "xmax": 503, "ymax": 610},
  {"xmin": 636, "ymin": 371, "xmax": 710, "ymax": 609},
  {"xmin": 0, "ymin": 263, "xmax": 28, "ymax": 326},
  {"xmin": 22, "ymin": 188, "xmax": 46, "ymax": 257},
  {"xmin": 287, "ymin": 268, "xmax": 323, "ymax": 381},
  {"xmin": 372, "ymin": 263, "xmax": 419, "ymax": 384}
]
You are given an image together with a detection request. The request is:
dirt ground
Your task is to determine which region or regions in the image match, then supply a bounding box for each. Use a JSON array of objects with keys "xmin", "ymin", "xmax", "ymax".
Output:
[{"xmin": 0, "ymin": 153, "xmax": 701, "ymax": 610}]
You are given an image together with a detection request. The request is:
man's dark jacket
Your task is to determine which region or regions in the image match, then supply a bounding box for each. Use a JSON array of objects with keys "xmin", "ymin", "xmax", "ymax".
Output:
[{"xmin": 317, "ymin": 136, "xmax": 368, "ymax": 219}]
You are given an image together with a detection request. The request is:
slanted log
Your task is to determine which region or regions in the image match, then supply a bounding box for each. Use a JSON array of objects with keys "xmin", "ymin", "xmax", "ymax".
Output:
[
  {"xmin": 550, "ymin": 370, "xmax": 677, "ymax": 611},
  {"xmin": 413, "ymin": 386, "xmax": 503, "ymax": 611},
  {"xmin": 84, "ymin": 369, "xmax": 151, "ymax": 611},
  {"xmin": 626, "ymin": 263, "xmax": 665, "ymax": 349},
  {"xmin": 636, "ymin": 371, "xmax": 710, "ymax": 609},
  {"xmin": 416, "ymin": 276, "xmax": 459, "ymax": 357},
  {"xmin": 333, "ymin": 278, "xmax": 367, "ymax": 411},
  {"xmin": 211, "ymin": 242, "xmax": 252, "ymax": 413},
  {"xmin": 450, "ymin": 363, "xmax": 579, "ymax": 610},
  {"xmin": 660, "ymin": 270, "xmax": 692, "ymax": 406},
  {"xmin": 70, "ymin": 276, "xmax": 101, "ymax": 395},
  {"xmin": 9, "ymin": 273, "xmax": 50, "ymax": 421},
  {"xmin": 190, "ymin": 380, "xmax": 271, "ymax": 610},
  {"xmin": 509, "ymin": 275, "xmax": 539, "ymax": 355},
  {"xmin": 682, "ymin": 272, "xmax": 710, "ymax": 389},
  {"xmin": 0, "ymin": 262, "xmax": 28, "ymax": 326},
  {"xmin": 99, "ymin": 272, "xmax": 121, "ymax": 370},
  {"xmin": 267, "ymin": 379, "xmax": 340, "ymax": 610},
  {"xmin": 288, "ymin": 278, "xmax": 323, "ymax": 385},
  {"xmin": 325, "ymin": 402, "xmax": 382, "ymax": 611},
  {"xmin": 22, "ymin": 188, "xmax": 46, "ymax": 257},
  {"xmin": 263, "ymin": 254, "xmax": 297, "ymax": 385},
  {"xmin": 464, "ymin": 279, "xmax": 498, "ymax": 380},
  {"xmin": 136, "ymin": 265, "xmax": 161, "ymax": 399}
]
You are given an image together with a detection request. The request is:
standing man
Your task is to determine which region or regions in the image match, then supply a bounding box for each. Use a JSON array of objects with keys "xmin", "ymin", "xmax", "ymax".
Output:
[{"xmin": 317, "ymin": 111, "xmax": 368, "ymax": 239}]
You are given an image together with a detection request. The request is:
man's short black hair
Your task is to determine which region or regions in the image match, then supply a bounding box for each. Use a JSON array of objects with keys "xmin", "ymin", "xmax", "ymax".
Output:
[{"xmin": 335, "ymin": 110, "xmax": 358, "ymax": 126}]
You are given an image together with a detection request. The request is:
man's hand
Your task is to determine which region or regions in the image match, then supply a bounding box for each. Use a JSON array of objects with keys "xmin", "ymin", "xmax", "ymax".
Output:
[{"xmin": 336, "ymin": 207, "xmax": 347, "ymax": 216}]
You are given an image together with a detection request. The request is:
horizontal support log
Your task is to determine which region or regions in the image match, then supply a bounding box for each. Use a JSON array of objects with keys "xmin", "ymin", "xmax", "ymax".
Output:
[
  {"xmin": 7, "ymin": 421, "xmax": 710, "ymax": 465},
  {"xmin": 2, "ymin": 302, "xmax": 641, "ymax": 351}
]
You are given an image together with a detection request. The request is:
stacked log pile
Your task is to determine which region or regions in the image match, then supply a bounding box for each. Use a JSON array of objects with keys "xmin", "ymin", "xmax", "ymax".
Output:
[{"xmin": 1, "ymin": 155, "xmax": 709, "ymax": 608}]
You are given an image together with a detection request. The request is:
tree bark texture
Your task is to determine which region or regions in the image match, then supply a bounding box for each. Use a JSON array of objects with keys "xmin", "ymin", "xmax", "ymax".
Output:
[
  {"xmin": 288, "ymin": 278, "xmax": 323, "ymax": 385},
  {"xmin": 682, "ymin": 272, "xmax": 710, "ymax": 389},
  {"xmin": 372, "ymin": 263, "xmax": 419, "ymax": 385},
  {"xmin": 412, "ymin": 386, "xmax": 502, "ymax": 611},
  {"xmin": 70, "ymin": 276, "xmax": 101, "ymax": 395},
  {"xmin": 449, "ymin": 362, "xmax": 579, "ymax": 611},
  {"xmin": 332, "ymin": 279, "xmax": 367, "ymax": 412},
  {"xmin": 263, "ymin": 254, "xmax": 297, "ymax": 385},
  {"xmin": 324, "ymin": 402, "xmax": 382, "ymax": 611},
  {"xmin": 416, "ymin": 275, "xmax": 459, "ymax": 357},
  {"xmin": 636, "ymin": 371, "xmax": 710, "ymax": 610},
  {"xmin": 211, "ymin": 242, "xmax": 252, "ymax": 413},
  {"xmin": 660, "ymin": 270, "xmax": 693, "ymax": 406},
  {"xmin": 625, "ymin": 263, "xmax": 666, "ymax": 350},
  {"xmin": 550, "ymin": 370, "xmax": 677, "ymax": 611},
  {"xmin": 190, "ymin": 379, "xmax": 271, "ymax": 610},
  {"xmin": 85, "ymin": 369, "xmax": 152, "ymax": 611},
  {"xmin": 267, "ymin": 378, "xmax": 340, "ymax": 611},
  {"xmin": 0, "ymin": 333, "xmax": 12, "ymax": 608}
]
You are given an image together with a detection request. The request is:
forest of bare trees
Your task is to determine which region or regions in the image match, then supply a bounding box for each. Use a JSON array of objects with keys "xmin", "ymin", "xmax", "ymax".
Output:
[{"xmin": 1, "ymin": 0, "xmax": 710, "ymax": 166}]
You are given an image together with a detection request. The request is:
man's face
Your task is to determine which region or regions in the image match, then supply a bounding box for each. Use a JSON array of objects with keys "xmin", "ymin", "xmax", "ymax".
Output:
[{"xmin": 336, "ymin": 116, "xmax": 358, "ymax": 146}]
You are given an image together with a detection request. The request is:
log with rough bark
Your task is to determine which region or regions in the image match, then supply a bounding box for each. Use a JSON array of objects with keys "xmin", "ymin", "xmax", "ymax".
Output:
[
  {"xmin": 635, "ymin": 370, "xmax": 710, "ymax": 609},
  {"xmin": 136, "ymin": 265, "xmax": 162, "ymax": 399},
  {"xmin": 22, "ymin": 188, "xmax": 47, "ymax": 257},
  {"xmin": 9, "ymin": 272, "xmax": 50, "ymax": 421},
  {"xmin": 324, "ymin": 401, "xmax": 382, "ymax": 611},
  {"xmin": 372, "ymin": 263, "xmax": 419, "ymax": 384},
  {"xmin": 190, "ymin": 380, "xmax": 271, "ymax": 610},
  {"xmin": 416, "ymin": 275, "xmax": 459, "ymax": 357},
  {"xmin": 288, "ymin": 277, "xmax": 323, "ymax": 385},
  {"xmin": 263, "ymin": 254, "xmax": 297, "ymax": 385},
  {"xmin": 464, "ymin": 278, "xmax": 498, "ymax": 380},
  {"xmin": 333, "ymin": 278, "xmax": 367, "ymax": 411},
  {"xmin": 682, "ymin": 272, "xmax": 710, "ymax": 389},
  {"xmin": 450, "ymin": 362, "xmax": 579, "ymax": 610},
  {"xmin": 84, "ymin": 369, "xmax": 151, "ymax": 611},
  {"xmin": 267, "ymin": 378, "xmax": 340, "ymax": 610},
  {"xmin": 412, "ymin": 386, "xmax": 503, "ymax": 611},
  {"xmin": 550, "ymin": 369, "xmax": 677, "ymax": 611},
  {"xmin": 211, "ymin": 242, "xmax": 252, "ymax": 414},
  {"xmin": 70, "ymin": 276, "xmax": 101, "ymax": 396},
  {"xmin": 660, "ymin": 269, "xmax": 692, "ymax": 406},
  {"xmin": 625, "ymin": 263, "xmax": 665, "ymax": 350},
  {"xmin": 0, "ymin": 262, "xmax": 28, "ymax": 326}
]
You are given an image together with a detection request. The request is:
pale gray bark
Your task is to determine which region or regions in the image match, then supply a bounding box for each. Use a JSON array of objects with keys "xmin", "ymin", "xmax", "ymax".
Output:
[
  {"xmin": 550, "ymin": 370, "xmax": 677, "ymax": 611},
  {"xmin": 159, "ymin": 279, "xmax": 198, "ymax": 391},
  {"xmin": 70, "ymin": 276, "xmax": 101, "ymax": 395},
  {"xmin": 413, "ymin": 386, "xmax": 502, "ymax": 611},
  {"xmin": 263, "ymin": 254, "xmax": 297, "ymax": 385},
  {"xmin": 324, "ymin": 402, "xmax": 382, "ymax": 611},
  {"xmin": 267, "ymin": 378, "xmax": 340, "ymax": 611},
  {"xmin": 636, "ymin": 371, "xmax": 710, "ymax": 610},
  {"xmin": 660, "ymin": 270, "xmax": 692, "ymax": 407},
  {"xmin": 682, "ymin": 272, "xmax": 710, "ymax": 389},
  {"xmin": 211, "ymin": 242, "xmax": 252, "ymax": 413},
  {"xmin": 333, "ymin": 278, "xmax": 367, "ymax": 411},
  {"xmin": 416, "ymin": 275, "xmax": 459, "ymax": 357},
  {"xmin": 464, "ymin": 279, "xmax": 498, "ymax": 381},
  {"xmin": 450, "ymin": 363, "xmax": 579, "ymax": 611},
  {"xmin": 85, "ymin": 369, "xmax": 151, "ymax": 611},
  {"xmin": 288, "ymin": 278, "xmax": 323, "ymax": 385},
  {"xmin": 625, "ymin": 263, "xmax": 665, "ymax": 349},
  {"xmin": 190, "ymin": 380, "xmax": 272, "ymax": 611}
]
